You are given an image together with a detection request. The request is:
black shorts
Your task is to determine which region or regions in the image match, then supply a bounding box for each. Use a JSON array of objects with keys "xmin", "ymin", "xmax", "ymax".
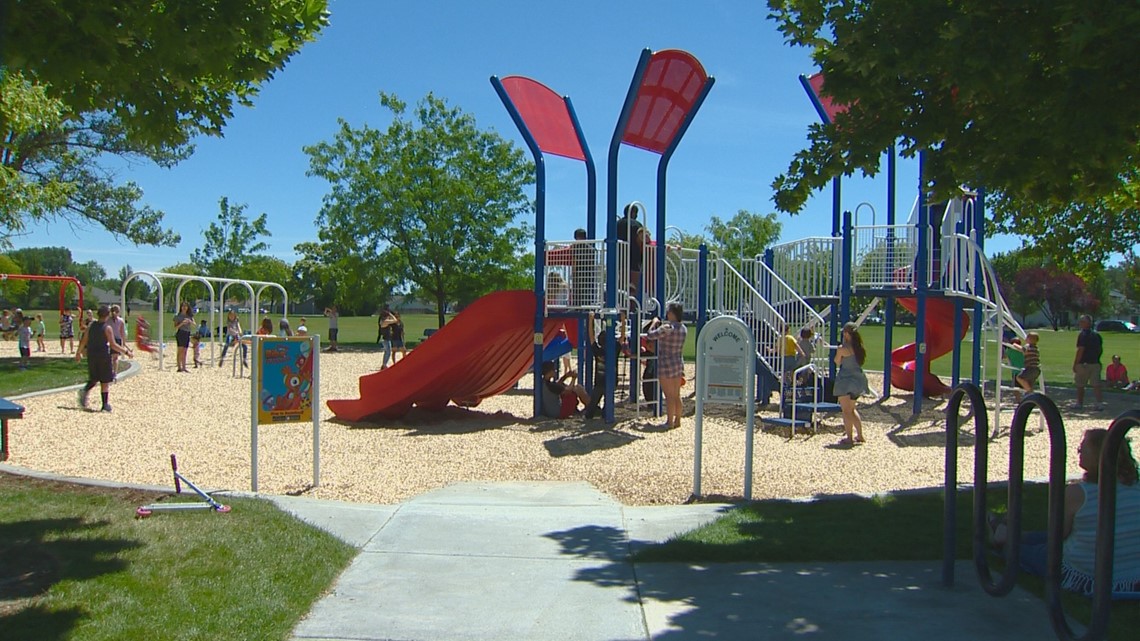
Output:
[
  {"xmin": 328, "ymin": 328, "xmax": 339, "ymax": 341},
  {"xmin": 176, "ymin": 330, "xmax": 191, "ymax": 348},
  {"xmin": 88, "ymin": 357, "xmax": 114, "ymax": 384}
]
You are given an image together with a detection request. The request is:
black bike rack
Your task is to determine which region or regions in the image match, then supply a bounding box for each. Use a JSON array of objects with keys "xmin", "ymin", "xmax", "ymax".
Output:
[{"xmin": 943, "ymin": 383, "xmax": 1138, "ymax": 641}]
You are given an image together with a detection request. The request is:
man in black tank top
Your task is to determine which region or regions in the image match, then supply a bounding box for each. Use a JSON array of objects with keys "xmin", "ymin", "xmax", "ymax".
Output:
[{"xmin": 75, "ymin": 305, "xmax": 133, "ymax": 412}]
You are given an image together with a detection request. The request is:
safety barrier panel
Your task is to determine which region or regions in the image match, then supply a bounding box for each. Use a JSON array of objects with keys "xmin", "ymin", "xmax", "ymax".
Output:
[{"xmin": 769, "ymin": 236, "xmax": 841, "ymax": 299}]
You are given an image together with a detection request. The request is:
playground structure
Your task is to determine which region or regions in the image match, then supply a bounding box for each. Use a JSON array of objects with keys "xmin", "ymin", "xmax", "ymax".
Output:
[
  {"xmin": 120, "ymin": 271, "xmax": 288, "ymax": 371},
  {"xmin": 327, "ymin": 49, "xmax": 1032, "ymax": 436}
]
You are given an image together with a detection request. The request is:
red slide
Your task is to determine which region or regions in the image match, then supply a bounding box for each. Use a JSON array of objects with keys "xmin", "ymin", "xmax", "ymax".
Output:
[
  {"xmin": 327, "ymin": 290, "xmax": 565, "ymax": 422},
  {"xmin": 890, "ymin": 297, "xmax": 969, "ymax": 397}
]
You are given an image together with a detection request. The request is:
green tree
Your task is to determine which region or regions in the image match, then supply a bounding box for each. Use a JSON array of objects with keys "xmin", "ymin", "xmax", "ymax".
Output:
[
  {"xmin": 766, "ymin": 1, "xmax": 1140, "ymax": 263},
  {"xmin": 0, "ymin": 0, "xmax": 328, "ymax": 245},
  {"xmin": 0, "ymin": 255, "xmax": 30, "ymax": 303},
  {"xmin": 704, "ymin": 210, "xmax": 782, "ymax": 264},
  {"xmin": 237, "ymin": 255, "xmax": 293, "ymax": 313},
  {"xmin": 119, "ymin": 264, "xmax": 153, "ymax": 305},
  {"xmin": 158, "ymin": 263, "xmax": 211, "ymax": 312},
  {"xmin": 1112, "ymin": 252, "xmax": 1140, "ymax": 311},
  {"xmin": 292, "ymin": 240, "xmax": 398, "ymax": 316},
  {"xmin": 190, "ymin": 197, "xmax": 272, "ymax": 277},
  {"xmin": 305, "ymin": 93, "xmax": 534, "ymax": 326}
]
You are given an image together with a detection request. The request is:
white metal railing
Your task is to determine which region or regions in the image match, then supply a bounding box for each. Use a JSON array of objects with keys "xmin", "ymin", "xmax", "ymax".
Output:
[
  {"xmin": 543, "ymin": 239, "xmax": 606, "ymax": 311},
  {"xmin": 939, "ymin": 232, "xmax": 1042, "ymax": 435},
  {"xmin": 665, "ymin": 246, "xmax": 703, "ymax": 316},
  {"xmin": 849, "ymin": 224, "xmax": 924, "ymax": 290},
  {"xmin": 769, "ymin": 236, "xmax": 841, "ymax": 299},
  {"xmin": 711, "ymin": 258, "xmax": 826, "ymax": 383}
]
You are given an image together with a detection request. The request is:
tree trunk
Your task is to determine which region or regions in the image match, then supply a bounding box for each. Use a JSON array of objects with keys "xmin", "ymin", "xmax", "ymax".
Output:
[{"xmin": 436, "ymin": 290, "xmax": 446, "ymax": 328}]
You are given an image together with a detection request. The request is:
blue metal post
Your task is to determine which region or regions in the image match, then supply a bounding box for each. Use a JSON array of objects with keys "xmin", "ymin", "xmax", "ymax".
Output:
[
  {"xmin": 697, "ymin": 244, "xmax": 709, "ymax": 332},
  {"xmin": 603, "ymin": 49, "xmax": 652, "ymax": 423},
  {"xmin": 566, "ymin": 96, "xmax": 596, "ymax": 387},
  {"xmin": 491, "ymin": 76, "xmax": 549, "ymax": 419},
  {"xmin": 830, "ymin": 176, "xmax": 842, "ymax": 378},
  {"xmin": 840, "ymin": 211, "xmax": 853, "ymax": 323},
  {"xmin": 972, "ymin": 189, "xmax": 986, "ymax": 383},
  {"xmin": 883, "ymin": 146, "xmax": 896, "ymax": 397},
  {"xmin": 913, "ymin": 151, "xmax": 929, "ymax": 415}
]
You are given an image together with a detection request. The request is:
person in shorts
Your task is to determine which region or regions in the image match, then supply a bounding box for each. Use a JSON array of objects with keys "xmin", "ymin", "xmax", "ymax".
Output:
[
  {"xmin": 75, "ymin": 305, "xmax": 133, "ymax": 412},
  {"xmin": 17, "ymin": 317, "xmax": 32, "ymax": 368},
  {"xmin": 1009, "ymin": 331, "xmax": 1041, "ymax": 394},
  {"xmin": 324, "ymin": 305, "xmax": 339, "ymax": 352},
  {"xmin": 1073, "ymin": 314, "xmax": 1104, "ymax": 410}
]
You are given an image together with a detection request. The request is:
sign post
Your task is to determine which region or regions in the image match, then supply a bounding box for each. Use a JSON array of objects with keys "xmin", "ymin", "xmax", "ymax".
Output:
[
  {"xmin": 250, "ymin": 334, "xmax": 321, "ymax": 492},
  {"xmin": 693, "ymin": 316, "xmax": 756, "ymax": 499}
]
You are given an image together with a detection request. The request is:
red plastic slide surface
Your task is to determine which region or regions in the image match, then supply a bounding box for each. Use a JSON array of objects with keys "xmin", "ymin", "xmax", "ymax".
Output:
[
  {"xmin": 889, "ymin": 297, "xmax": 969, "ymax": 397},
  {"xmin": 327, "ymin": 290, "xmax": 564, "ymax": 422}
]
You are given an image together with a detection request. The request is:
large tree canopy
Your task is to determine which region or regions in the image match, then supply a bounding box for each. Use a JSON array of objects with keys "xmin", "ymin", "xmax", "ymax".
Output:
[
  {"xmin": 767, "ymin": 1, "xmax": 1140, "ymax": 262},
  {"xmin": 0, "ymin": 0, "xmax": 328, "ymax": 246},
  {"xmin": 305, "ymin": 93, "xmax": 534, "ymax": 327}
]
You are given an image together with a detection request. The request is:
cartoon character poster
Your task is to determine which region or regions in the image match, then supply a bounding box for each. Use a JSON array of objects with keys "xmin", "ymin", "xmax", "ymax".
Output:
[{"xmin": 257, "ymin": 338, "xmax": 315, "ymax": 424}]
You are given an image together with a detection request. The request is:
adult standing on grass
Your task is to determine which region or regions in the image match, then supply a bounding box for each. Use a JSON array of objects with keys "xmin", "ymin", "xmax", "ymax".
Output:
[
  {"xmin": 833, "ymin": 321, "xmax": 870, "ymax": 446},
  {"xmin": 645, "ymin": 302, "xmax": 687, "ymax": 429},
  {"xmin": 173, "ymin": 302, "xmax": 194, "ymax": 373},
  {"xmin": 1073, "ymin": 314, "xmax": 1105, "ymax": 410},
  {"xmin": 324, "ymin": 304, "xmax": 339, "ymax": 352},
  {"xmin": 76, "ymin": 304, "xmax": 133, "ymax": 412},
  {"xmin": 376, "ymin": 305, "xmax": 397, "ymax": 369}
]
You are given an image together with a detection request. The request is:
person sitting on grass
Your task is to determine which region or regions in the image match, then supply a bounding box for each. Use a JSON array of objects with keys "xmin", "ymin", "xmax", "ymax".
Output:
[
  {"xmin": 1106, "ymin": 354, "xmax": 1130, "ymax": 389},
  {"xmin": 540, "ymin": 361, "xmax": 590, "ymax": 419},
  {"xmin": 990, "ymin": 428, "xmax": 1140, "ymax": 595}
]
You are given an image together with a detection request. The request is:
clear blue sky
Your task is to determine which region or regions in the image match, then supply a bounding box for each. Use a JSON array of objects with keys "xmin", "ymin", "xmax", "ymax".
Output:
[{"xmin": 14, "ymin": 0, "xmax": 1024, "ymax": 278}]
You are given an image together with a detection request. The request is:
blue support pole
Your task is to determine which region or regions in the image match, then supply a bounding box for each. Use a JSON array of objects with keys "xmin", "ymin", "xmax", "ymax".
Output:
[
  {"xmin": 697, "ymin": 243, "xmax": 709, "ymax": 332},
  {"xmin": 972, "ymin": 189, "xmax": 986, "ymax": 384},
  {"xmin": 840, "ymin": 211, "xmax": 853, "ymax": 324},
  {"xmin": 884, "ymin": 145, "xmax": 897, "ymax": 397},
  {"xmin": 490, "ymin": 76, "xmax": 550, "ymax": 419},
  {"xmin": 603, "ymin": 49, "xmax": 652, "ymax": 423},
  {"xmin": 913, "ymin": 151, "xmax": 929, "ymax": 415},
  {"xmin": 952, "ymin": 298, "xmax": 964, "ymax": 386}
]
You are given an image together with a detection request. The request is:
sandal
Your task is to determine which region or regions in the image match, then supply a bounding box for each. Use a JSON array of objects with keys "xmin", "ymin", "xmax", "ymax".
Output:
[
  {"xmin": 854, "ymin": 436, "xmax": 865, "ymax": 444},
  {"xmin": 837, "ymin": 437, "xmax": 854, "ymax": 446}
]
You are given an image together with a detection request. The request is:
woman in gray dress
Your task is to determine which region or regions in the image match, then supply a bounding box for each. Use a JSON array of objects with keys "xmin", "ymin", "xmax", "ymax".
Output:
[{"xmin": 832, "ymin": 321, "xmax": 871, "ymax": 445}]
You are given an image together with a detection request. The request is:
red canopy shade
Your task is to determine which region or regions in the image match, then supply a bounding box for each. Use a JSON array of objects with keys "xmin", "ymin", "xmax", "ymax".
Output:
[
  {"xmin": 621, "ymin": 49, "xmax": 709, "ymax": 154},
  {"xmin": 499, "ymin": 76, "xmax": 586, "ymax": 162},
  {"xmin": 806, "ymin": 72, "xmax": 849, "ymax": 124}
]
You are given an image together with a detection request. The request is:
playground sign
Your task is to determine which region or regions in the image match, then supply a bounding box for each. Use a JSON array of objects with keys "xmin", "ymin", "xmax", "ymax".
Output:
[
  {"xmin": 693, "ymin": 316, "xmax": 757, "ymax": 499},
  {"xmin": 250, "ymin": 335, "xmax": 321, "ymax": 492}
]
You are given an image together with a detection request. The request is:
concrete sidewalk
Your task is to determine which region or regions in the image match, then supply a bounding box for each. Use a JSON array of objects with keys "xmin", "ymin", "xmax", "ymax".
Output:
[{"xmin": 271, "ymin": 481, "xmax": 1057, "ymax": 641}]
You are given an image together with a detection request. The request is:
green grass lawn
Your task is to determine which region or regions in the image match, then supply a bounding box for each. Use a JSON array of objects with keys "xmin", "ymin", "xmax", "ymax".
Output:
[
  {"xmin": 0, "ymin": 356, "xmax": 132, "ymax": 398},
  {"xmin": 0, "ymin": 472, "xmax": 355, "ymax": 641},
  {"xmin": 637, "ymin": 483, "xmax": 1138, "ymax": 639}
]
